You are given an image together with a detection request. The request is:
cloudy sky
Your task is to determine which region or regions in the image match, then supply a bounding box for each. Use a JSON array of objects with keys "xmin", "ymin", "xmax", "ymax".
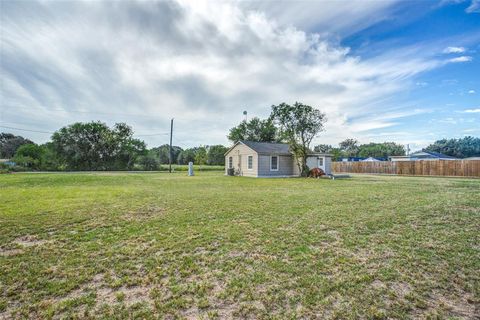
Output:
[{"xmin": 1, "ymin": 0, "xmax": 479, "ymax": 150}]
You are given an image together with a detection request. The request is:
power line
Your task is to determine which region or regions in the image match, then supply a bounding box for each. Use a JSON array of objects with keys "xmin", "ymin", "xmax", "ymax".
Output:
[{"xmin": 0, "ymin": 125, "xmax": 54, "ymax": 134}]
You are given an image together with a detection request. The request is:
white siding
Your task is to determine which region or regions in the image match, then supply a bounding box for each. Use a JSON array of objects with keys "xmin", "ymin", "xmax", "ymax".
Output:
[{"xmin": 224, "ymin": 143, "xmax": 258, "ymax": 177}]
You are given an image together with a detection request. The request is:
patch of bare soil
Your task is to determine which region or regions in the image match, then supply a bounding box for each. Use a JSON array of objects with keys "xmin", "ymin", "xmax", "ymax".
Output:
[
  {"xmin": 0, "ymin": 235, "xmax": 47, "ymax": 256},
  {"xmin": 13, "ymin": 235, "xmax": 46, "ymax": 247},
  {"xmin": 0, "ymin": 248, "xmax": 23, "ymax": 257},
  {"xmin": 418, "ymin": 292, "xmax": 479, "ymax": 319},
  {"xmin": 34, "ymin": 273, "xmax": 156, "ymax": 319},
  {"xmin": 391, "ymin": 282, "xmax": 412, "ymax": 298},
  {"xmin": 122, "ymin": 205, "xmax": 166, "ymax": 221}
]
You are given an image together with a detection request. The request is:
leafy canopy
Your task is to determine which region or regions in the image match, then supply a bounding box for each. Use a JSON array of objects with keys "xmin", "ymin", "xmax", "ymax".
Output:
[
  {"xmin": 0, "ymin": 133, "xmax": 34, "ymax": 158},
  {"xmin": 424, "ymin": 136, "xmax": 480, "ymax": 158},
  {"xmin": 51, "ymin": 122, "xmax": 146, "ymax": 170},
  {"xmin": 227, "ymin": 117, "xmax": 278, "ymax": 143},
  {"xmin": 357, "ymin": 142, "xmax": 405, "ymax": 159},
  {"xmin": 270, "ymin": 102, "xmax": 326, "ymax": 176},
  {"xmin": 339, "ymin": 139, "xmax": 360, "ymax": 158}
]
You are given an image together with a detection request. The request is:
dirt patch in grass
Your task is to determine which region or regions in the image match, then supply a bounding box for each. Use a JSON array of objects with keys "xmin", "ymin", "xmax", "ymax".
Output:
[
  {"xmin": 0, "ymin": 235, "xmax": 46, "ymax": 256},
  {"xmin": 13, "ymin": 235, "xmax": 47, "ymax": 247},
  {"xmin": 416, "ymin": 292, "xmax": 478, "ymax": 319},
  {"xmin": 44, "ymin": 273, "xmax": 155, "ymax": 316},
  {"xmin": 391, "ymin": 282, "xmax": 412, "ymax": 298},
  {"xmin": 0, "ymin": 248, "xmax": 23, "ymax": 257},
  {"xmin": 122, "ymin": 205, "xmax": 166, "ymax": 221}
]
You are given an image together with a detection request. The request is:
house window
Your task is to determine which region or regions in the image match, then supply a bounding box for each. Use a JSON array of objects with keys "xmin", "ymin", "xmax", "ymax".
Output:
[
  {"xmin": 228, "ymin": 156, "xmax": 233, "ymax": 169},
  {"xmin": 248, "ymin": 156, "xmax": 253, "ymax": 169},
  {"xmin": 270, "ymin": 156, "xmax": 279, "ymax": 171},
  {"xmin": 318, "ymin": 157, "xmax": 324, "ymax": 166}
]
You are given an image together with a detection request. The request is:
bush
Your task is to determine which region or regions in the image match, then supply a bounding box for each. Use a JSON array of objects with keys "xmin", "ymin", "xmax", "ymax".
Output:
[{"xmin": 0, "ymin": 163, "xmax": 11, "ymax": 174}]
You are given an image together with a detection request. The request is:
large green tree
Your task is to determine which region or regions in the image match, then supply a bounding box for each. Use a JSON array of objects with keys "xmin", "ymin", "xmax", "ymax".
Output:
[
  {"xmin": 227, "ymin": 117, "xmax": 278, "ymax": 143},
  {"xmin": 339, "ymin": 138, "xmax": 359, "ymax": 158},
  {"xmin": 357, "ymin": 142, "xmax": 405, "ymax": 159},
  {"xmin": 270, "ymin": 102, "xmax": 326, "ymax": 176},
  {"xmin": 151, "ymin": 144, "xmax": 183, "ymax": 164},
  {"xmin": 177, "ymin": 148, "xmax": 198, "ymax": 165},
  {"xmin": 0, "ymin": 133, "xmax": 34, "ymax": 158},
  {"xmin": 424, "ymin": 136, "xmax": 480, "ymax": 158},
  {"xmin": 51, "ymin": 122, "xmax": 146, "ymax": 170}
]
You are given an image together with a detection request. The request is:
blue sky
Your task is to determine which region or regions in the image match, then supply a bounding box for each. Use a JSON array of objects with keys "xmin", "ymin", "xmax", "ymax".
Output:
[{"xmin": 0, "ymin": 0, "xmax": 479, "ymax": 150}]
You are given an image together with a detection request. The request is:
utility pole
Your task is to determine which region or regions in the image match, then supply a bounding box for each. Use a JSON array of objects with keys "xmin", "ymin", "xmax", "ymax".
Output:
[{"xmin": 169, "ymin": 118, "xmax": 174, "ymax": 173}]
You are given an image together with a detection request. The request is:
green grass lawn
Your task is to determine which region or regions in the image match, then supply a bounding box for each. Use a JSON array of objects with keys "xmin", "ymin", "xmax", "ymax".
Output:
[{"xmin": 0, "ymin": 172, "xmax": 479, "ymax": 319}]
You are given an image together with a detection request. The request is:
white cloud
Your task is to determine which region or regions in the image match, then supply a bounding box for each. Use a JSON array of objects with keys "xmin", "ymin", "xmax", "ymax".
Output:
[
  {"xmin": 238, "ymin": 0, "xmax": 400, "ymax": 35},
  {"xmin": 448, "ymin": 56, "xmax": 473, "ymax": 63},
  {"xmin": 440, "ymin": 0, "xmax": 480, "ymax": 13},
  {"xmin": 443, "ymin": 46, "xmax": 466, "ymax": 53},
  {"xmin": 466, "ymin": 0, "xmax": 480, "ymax": 13},
  {"xmin": 468, "ymin": 89, "xmax": 476, "ymax": 94},
  {"xmin": 0, "ymin": 0, "xmax": 460, "ymax": 147},
  {"xmin": 463, "ymin": 108, "xmax": 480, "ymax": 113}
]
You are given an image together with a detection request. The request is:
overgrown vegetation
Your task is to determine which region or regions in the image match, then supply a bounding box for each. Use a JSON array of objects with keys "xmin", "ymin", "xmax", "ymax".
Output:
[{"xmin": 1, "ymin": 172, "xmax": 478, "ymax": 319}]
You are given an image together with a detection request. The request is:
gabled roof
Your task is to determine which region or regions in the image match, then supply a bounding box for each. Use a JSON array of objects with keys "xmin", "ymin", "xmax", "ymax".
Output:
[
  {"xmin": 224, "ymin": 141, "xmax": 291, "ymax": 155},
  {"xmin": 241, "ymin": 141, "xmax": 291, "ymax": 155}
]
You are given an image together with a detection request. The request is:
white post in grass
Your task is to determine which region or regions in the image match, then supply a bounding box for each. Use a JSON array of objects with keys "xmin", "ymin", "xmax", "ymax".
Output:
[{"xmin": 188, "ymin": 162, "xmax": 194, "ymax": 176}]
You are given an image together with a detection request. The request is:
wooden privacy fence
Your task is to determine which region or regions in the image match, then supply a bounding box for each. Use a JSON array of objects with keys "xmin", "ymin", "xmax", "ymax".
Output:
[{"xmin": 332, "ymin": 160, "xmax": 480, "ymax": 177}]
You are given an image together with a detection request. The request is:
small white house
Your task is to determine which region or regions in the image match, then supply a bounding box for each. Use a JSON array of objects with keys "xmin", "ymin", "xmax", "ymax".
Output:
[{"xmin": 224, "ymin": 141, "xmax": 332, "ymax": 177}]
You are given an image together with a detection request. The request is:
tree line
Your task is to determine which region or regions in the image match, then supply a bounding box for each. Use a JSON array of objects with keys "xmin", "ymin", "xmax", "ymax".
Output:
[{"xmin": 0, "ymin": 122, "xmax": 227, "ymax": 171}]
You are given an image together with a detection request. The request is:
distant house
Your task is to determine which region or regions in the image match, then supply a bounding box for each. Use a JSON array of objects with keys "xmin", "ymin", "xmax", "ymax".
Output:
[
  {"xmin": 342, "ymin": 157, "xmax": 386, "ymax": 162},
  {"xmin": 464, "ymin": 157, "xmax": 480, "ymax": 160},
  {"xmin": 224, "ymin": 141, "xmax": 332, "ymax": 177},
  {"xmin": 0, "ymin": 159, "xmax": 15, "ymax": 166},
  {"xmin": 341, "ymin": 157, "xmax": 364, "ymax": 162},
  {"xmin": 390, "ymin": 151, "xmax": 457, "ymax": 162}
]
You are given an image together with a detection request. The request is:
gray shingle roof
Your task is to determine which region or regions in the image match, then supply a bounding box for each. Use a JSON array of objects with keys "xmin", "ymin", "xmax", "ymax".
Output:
[{"xmin": 241, "ymin": 141, "xmax": 291, "ymax": 155}]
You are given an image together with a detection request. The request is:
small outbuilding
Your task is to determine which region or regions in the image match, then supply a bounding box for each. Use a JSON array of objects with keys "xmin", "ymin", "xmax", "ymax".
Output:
[{"xmin": 224, "ymin": 141, "xmax": 332, "ymax": 177}]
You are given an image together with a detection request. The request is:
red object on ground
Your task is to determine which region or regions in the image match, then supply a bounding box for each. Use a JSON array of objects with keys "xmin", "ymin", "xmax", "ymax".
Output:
[{"xmin": 308, "ymin": 167, "xmax": 325, "ymax": 178}]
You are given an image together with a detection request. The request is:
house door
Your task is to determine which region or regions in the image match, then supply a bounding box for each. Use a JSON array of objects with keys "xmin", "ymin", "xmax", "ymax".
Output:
[{"xmin": 317, "ymin": 157, "xmax": 325, "ymax": 171}]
